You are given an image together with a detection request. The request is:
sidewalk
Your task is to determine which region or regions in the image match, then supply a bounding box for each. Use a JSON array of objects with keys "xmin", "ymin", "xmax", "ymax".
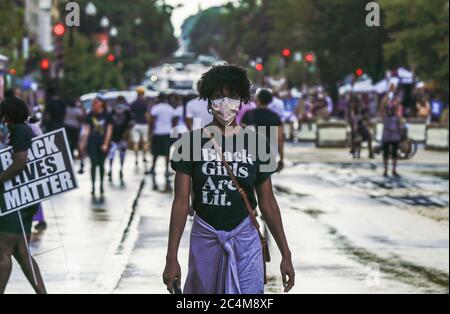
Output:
[{"xmin": 5, "ymin": 157, "xmax": 145, "ymax": 294}]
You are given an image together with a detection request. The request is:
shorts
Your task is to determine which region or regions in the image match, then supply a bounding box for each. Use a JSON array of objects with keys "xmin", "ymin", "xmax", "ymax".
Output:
[
  {"xmin": 132, "ymin": 124, "xmax": 149, "ymax": 143},
  {"xmin": 383, "ymin": 141, "xmax": 400, "ymax": 160},
  {"xmin": 0, "ymin": 206, "xmax": 37, "ymax": 235},
  {"xmin": 151, "ymin": 134, "xmax": 172, "ymax": 156},
  {"xmin": 108, "ymin": 140, "xmax": 128, "ymax": 160}
]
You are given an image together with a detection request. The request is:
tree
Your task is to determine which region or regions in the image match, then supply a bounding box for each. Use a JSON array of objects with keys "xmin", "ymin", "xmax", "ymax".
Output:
[
  {"xmin": 72, "ymin": 0, "xmax": 178, "ymax": 85},
  {"xmin": 269, "ymin": 0, "xmax": 386, "ymax": 98},
  {"xmin": 382, "ymin": 0, "xmax": 449, "ymax": 96},
  {"xmin": 0, "ymin": 1, "xmax": 25, "ymax": 74},
  {"xmin": 58, "ymin": 32, "xmax": 126, "ymax": 100}
]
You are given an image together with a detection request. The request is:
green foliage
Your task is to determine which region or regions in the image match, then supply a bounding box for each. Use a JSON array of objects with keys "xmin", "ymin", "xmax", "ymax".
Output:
[
  {"xmin": 0, "ymin": 1, "xmax": 25, "ymax": 75},
  {"xmin": 66, "ymin": 0, "xmax": 178, "ymax": 86},
  {"xmin": 58, "ymin": 32, "xmax": 126, "ymax": 99},
  {"xmin": 381, "ymin": 0, "xmax": 449, "ymax": 95}
]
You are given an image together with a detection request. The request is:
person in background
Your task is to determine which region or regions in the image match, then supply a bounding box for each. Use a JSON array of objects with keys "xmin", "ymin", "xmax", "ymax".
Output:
[
  {"xmin": 185, "ymin": 85, "xmax": 213, "ymax": 131},
  {"xmin": 147, "ymin": 93, "xmax": 177, "ymax": 188},
  {"xmin": 283, "ymin": 92, "xmax": 299, "ymax": 142},
  {"xmin": 0, "ymin": 97, "xmax": 47, "ymax": 294},
  {"xmin": 268, "ymin": 91, "xmax": 285, "ymax": 122},
  {"xmin": 130, "ymin": 87, "xmax": 150, "ymax": 166},
  {"xmin": 416, "ymin": 95, "xmax": 431, "ymax": 122},
  {"xmin": 171, "ymin": 93, "xmax": 188, "ymax": 139},
  {"xmin": 108, "ymin": 96, "xmax": 133, "ymax": 185},
  {"xmin": 296, "ymin": 93, "xmax": 314, "ymax": 131},
  {"xmin": 314, "ymin": 93, "xmax": 330, "ymax": 121},
  {"xmin": 242, "ymin": 88, "xmax": 285, "ymax": 172},
  {"xmin": 430, "ymin": 94, "xmax": 445, "ymax": 123},
  {"xmin": 382, "ymin": 102, "xmax": 404, "ymax": 177},
  {"xmin": 81, "ymin": 97, "xmax": 113, "ymax": 201},
  {"xmin": 349, "ymin": 97, "xmax": 375, "ymax": 159},
  {"xmin": 440, "ymin": 103, "xmax": 449, "ymax": 127},
  {"xmin": 64, "ymin": 100, "xmax": 85, "ymax": 160},
  {"xmin": 43, "ymin": 86, "xmax": 66, "ymax": 133}
]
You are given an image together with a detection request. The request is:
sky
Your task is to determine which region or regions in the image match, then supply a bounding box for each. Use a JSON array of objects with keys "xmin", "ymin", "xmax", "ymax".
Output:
[{"xmin": 165, "ymin": 0, "xmax": 231, "ymax": 37}]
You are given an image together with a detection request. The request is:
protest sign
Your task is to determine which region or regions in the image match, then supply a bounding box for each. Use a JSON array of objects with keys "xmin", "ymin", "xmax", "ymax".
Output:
[{"xmin": 0, "ymin": 128, "xmax": 78, "ymax": 216}]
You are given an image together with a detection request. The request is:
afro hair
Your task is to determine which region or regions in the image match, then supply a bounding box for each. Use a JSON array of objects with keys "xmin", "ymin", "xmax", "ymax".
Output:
[{"xmin": 198, "ymin": 64, "xmax": 251, "ymax": 104}]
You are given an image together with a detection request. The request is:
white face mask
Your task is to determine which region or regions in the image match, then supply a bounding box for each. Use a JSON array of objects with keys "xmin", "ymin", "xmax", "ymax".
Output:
[{"xmin": 211, "ymin": 97, "xmax": 241, "ymax": 126}]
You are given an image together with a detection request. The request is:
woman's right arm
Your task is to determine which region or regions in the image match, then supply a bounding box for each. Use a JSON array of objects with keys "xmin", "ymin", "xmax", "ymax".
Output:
[{"xmin": 163, "ymin": 171, "xmax": 191, "ymax": 293}]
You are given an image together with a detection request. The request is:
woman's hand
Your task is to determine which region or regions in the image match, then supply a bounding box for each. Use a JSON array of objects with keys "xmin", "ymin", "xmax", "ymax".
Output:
[
  {"xmin": 101, "ymin": 143, "xmax": 109, "ymax": 153},
  {"xmin": 280, "ymin": 257, "xmax": 295, "ymax": 293},
  {"xmin": 163, "ymin": 258, "xmax": 182, "ymax": 294}
]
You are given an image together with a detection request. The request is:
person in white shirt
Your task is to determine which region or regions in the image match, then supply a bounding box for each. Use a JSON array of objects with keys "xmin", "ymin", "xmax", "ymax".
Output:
[
  {"xmin": 268, "ymin": 93, "xmax": 286, "ymax": 121},
  {"xmin": 148, "ymin": 94, "xmax": 178, "ymax": 182},
  {"xmin": 171, "ymin": 94, "xmax": 189, "ymax": 138},
  {"xmin": 185, "ymin": 96, "xmax": 213, "ymax": 131}
]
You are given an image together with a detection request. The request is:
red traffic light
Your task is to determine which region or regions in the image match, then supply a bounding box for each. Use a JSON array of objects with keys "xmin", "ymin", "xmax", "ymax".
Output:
[
  {"xmin": 107, "ymin": 54, "xmax": 116, "ymax": 62},
  {"xmin": 305, "ymin": 53, "xmax": 314, "ymax": 63},
  {"xmin": 255, "ymin": 63, "xmax": 264, "ymax": 72},
  {"xmin": 40, "ymin": 59, "xmax": 50, "ymax": 70},
  {"xmin": 53, "ymin": 23, "xmax": 66, "ymax": 37},
  {"xmin": 9, "ymin": 68, "xmax": 17, "ymax": 75},
  {"xmin": 356, "ymin": 68, "xmax": 364, "ymax": 77},
  {"xmin": 282, "ymin": 49, "xmax": 291, "ymax": 58}
]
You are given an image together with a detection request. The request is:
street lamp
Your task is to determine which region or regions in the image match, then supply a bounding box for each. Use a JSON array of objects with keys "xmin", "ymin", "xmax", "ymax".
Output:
[
  {"xmin": 100, "ymin": 16, "xmax": 110, "ymax": 29},
  {"xmin": 85, "ymin": 2, "xmax": 97, "ymax": 16}
]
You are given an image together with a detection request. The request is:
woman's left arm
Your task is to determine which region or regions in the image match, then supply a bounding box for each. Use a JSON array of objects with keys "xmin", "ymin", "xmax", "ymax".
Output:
[
  {"xmin": 0, "ymin": 151, "xmax": 28, "ymax": 184},
  {"xmin": 256, "ymin": 178, "xmax": 295, "ymax": 292}
]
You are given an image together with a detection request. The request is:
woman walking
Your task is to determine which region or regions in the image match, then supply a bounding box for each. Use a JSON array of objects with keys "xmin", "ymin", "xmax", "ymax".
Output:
[
  {"xmin": 81, "ymin": 97, "xmax": 113, "ymax": 201},
  {"xmin": 0, "ymin": 97, "xmax": 47, "ymax": 294},
  {"xmin": 382, "ymin": 102, "xmax": 404, "ymax": 177},
  {"xmin": 163, "ymin": 64, "xmax": 295, "ymax": 294}
]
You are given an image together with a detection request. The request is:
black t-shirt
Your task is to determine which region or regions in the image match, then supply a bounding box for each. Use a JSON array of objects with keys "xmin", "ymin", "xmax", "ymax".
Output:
[
  {"xmin": 241, "ymin": 108, "xmax": 282, "ymax": 142},
  {"xmin": 86, "ymin": 112, "xmax": 112, "ymax": 145},
  {"xmin": 130, "ymin": 99, "xmax": 148, "ymax": 125},
  {"xmin": 9, "ymin": 124, "xmax": 34, "ymax": 153},
  {"xmin": 171, "ymin": 127, "xmax": 277, "ymax": 231},
  {"xmin": 111, "ymin": 107, "xmax": 132, "ymax": 142}
]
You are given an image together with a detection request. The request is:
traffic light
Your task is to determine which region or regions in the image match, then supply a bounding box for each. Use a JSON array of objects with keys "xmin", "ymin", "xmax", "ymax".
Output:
[
  {"xmin": 305, "ymin": 53, "xmax": 314, "ymax": 63},
  {"xmin": 53, "ymin": 23, "xmax": 66, "ymax": 37},
  {"xmin": 282, "ymin": 48, "xmax": 291, "ymax": 58},
  {"xmin": 356, "ymin": 68, "xmax": 364, "ymax": 77},
  {"xmin": 9, "ymin": 68, "xmax": 17, "ymax": 75},
  {"xmin": 107, "ymin": 54, "xmax": 116, "ymax": 63},
  {"xmin": 255, "ymin": 63, "xmax": 264, "ymax": 72},
  {"xmin": 53, "ymin": 22, "xmax": 65, "ymax": 79},
  {"xmin": 40, "ymin": 59, "xmax": 50, "ymax": 71}
]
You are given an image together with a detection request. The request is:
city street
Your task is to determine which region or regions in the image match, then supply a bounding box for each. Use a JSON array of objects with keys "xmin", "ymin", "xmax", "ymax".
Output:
[
  {"xmin": 6, "ymin": 144, "xmax": 447, "ymax": 294},
  {"xmin": 1, "ymin": 0, "xmax": 448, "ymax": 299}
]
